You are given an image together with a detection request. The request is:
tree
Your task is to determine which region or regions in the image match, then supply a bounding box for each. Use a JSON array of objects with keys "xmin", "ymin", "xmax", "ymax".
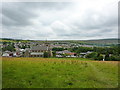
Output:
[
  {"xmin": 109, "ymin": 55, "xmax": 116, "ymax": 61},
  {"xmin": 21, "ymin": 45, "xmax": 27, "ymax": 49},
  {"xmin": 52, "ymin": 51, "xmax": 56, "ymax": 57},
  {"xmin": 86, "ymin": 52, "xmax": 98, "ymax": 59},
  {"xmin": 95, "ymin": 54, "xmax": 103, "ymax": 61},
  {"xmin": 70, "ymin": 47, "xmax": 93, "ymax": 54},
  {"xmin": 2, "ymin": 45, "xmax": 16, "ymax": 52},
  {"xmin": 43, "ymin": 52, "xmax": 49, "ymax": 58},
  {"xmin": 98, "ymin": 55, "xmax": 103, "ymax": 61},
  {"xmin": 52, "ymin": 47, "xmax": 66, "ymax": 51},
  {"xmin": 109, "ymin": 55, "xmax": 120, "ymax": 61},
  {"xmin": 105, "ymin": 53, "xmax": 109, "ymax": 61},
  {"xmin": 63, "ymin": 53, "xmax": 69, "ymax": 57}
]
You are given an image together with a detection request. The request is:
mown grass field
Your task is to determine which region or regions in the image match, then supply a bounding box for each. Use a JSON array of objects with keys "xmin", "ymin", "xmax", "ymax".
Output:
[{"xmin": 2, "ymin": 57, "xmax": 118, "ymax": 88}]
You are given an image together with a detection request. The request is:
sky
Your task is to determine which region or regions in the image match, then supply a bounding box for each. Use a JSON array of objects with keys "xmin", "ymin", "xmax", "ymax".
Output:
[{"xmin": 1, "ymin": 0, "xmax": 119, "ymax": 40}]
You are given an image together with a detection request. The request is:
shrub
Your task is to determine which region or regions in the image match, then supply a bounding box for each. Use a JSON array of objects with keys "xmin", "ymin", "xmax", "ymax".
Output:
[
  {"xmin": 86, "ymin": 52, "xmax": 98, "ymax": 59},
  {"xmin": 109, "ymin": 55, "xmax": 120, "ymax": 61},
  {"xmin": 105, "ymin": 53, "xmax": 109, "ymax": 61},
  {"xmin": 43, "ymin": 52, "xmax": 49, "ymax": 58},
  {"xmin": 52, "ymin": 51, "xmax": 56, "ymax": 57}
]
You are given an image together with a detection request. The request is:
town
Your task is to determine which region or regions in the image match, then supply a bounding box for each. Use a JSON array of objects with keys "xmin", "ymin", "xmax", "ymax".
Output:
[{"xmin": 0, "ymin": 39, "xmax": 119, "ymax": 61}]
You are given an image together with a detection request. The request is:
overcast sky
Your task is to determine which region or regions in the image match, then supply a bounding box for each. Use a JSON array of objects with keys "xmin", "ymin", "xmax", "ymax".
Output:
[{"xmin": 1, "ymin": 0, "xmax": 119, "ymax": 40}]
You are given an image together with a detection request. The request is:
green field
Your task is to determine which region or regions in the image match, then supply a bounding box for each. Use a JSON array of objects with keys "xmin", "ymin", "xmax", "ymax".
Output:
[{"xmin": 2, "ymin": 57, "xmax": 118, "ymax": 88}]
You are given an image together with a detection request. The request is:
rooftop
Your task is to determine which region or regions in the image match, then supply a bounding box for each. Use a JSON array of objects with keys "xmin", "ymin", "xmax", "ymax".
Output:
[{"xmin": 30, "ymin": 45, "xmax": 51, "ymax": 51}]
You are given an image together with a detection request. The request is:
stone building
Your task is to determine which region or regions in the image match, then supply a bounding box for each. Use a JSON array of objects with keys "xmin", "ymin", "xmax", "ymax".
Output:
[{"xmin": 29, "ymin": 45, "xmax": 52, "ymax": 57}]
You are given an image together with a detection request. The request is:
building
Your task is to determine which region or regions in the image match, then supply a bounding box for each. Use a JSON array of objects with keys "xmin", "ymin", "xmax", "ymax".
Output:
[
  {"xmin": 79, "ymin": 51, "xmax": 93, "ymax": 58},
  {"xmin": 29, "ymin": 45, "xmax": 52, "ymax": 57},
  {"xmin": 24, "ymin": 48, "xmax": 30, "ymax": 57},
  {"xmin": 56, "ymin": 50, "xmax": 77, "ymax": 57},
  {"xmin": 2, "ymin": 51, "xmax": 13, "ymax": 57}
]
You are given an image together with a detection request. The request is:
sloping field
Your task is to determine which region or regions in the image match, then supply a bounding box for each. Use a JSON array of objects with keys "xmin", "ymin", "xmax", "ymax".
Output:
[{"xmin": 2, "ymin": 57, "xmax": 118, "ymax": 88}]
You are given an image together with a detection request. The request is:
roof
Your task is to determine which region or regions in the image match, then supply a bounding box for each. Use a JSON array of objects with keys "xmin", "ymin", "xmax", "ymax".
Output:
[
  {"xmin": 56, "ymin": 50, "xmax": 72, "ymax": 54},
  {"xmin": 63, "ymin": 50, "xmax": 71, "ymax": 53},
  {"xmin": 31, "ymin": 52, "xmax": 44, "ymax": 55},
  {"xmin": 30, "ymin": 46, "xmax": 51, "ymax": 51},
  {"xmin": 69, "ymin": 53, "xmax": 76, "ymax": 55},
  {"xmin": 80, "ymin": 52, "xmax": 87, "ymax": 54}
]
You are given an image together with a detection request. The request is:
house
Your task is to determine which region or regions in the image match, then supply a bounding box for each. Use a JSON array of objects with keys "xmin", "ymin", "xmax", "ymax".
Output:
[
  {"xmin": 2, "ymin": 51, "xmax": 13, "ymax": 57},
  {"xmin": 79, "ymin": 51, "xmax": 93, "ymax": 58},
  {"xmin": 56, "ymin": 50, "xmax": 77, "ymax": 57},
  {"xmin": 80, "ymin": 45, "xmax": 94, "ymax": 48},
  {"xmin": 56, "ymin": 50, "xmax": 71, "ymax": 54},
  {"xmin": 79, "ymin": 52, "xmax": 87, "ymax": 58},
  {"xmin": 29, "ymin": 45, "xmax": 52, "ymax": 57},
  {"xmin": 66, "ymin": 53, "xmax": 77, "ymax": 57},
  {"xmin": 86, "ymin": 51, "xmax": 93, "ymax": 54},
  {"xmin": 56, "ymin": 55, "xmax": 63, "ymax": 57},
  {"xmin": 2, "ymin": 53, "xmax": 10, "ymax": 57}
]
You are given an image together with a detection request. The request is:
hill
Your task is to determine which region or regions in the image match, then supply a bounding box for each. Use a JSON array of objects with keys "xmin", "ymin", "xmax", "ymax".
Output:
[
  {"xmin": 0, "ymin": 38, "xmax": 119, "ymax": 45},
  {"xmin": 83, "ymin": 38, "xmax": 119, "ymax": 45},
  {"xmin": 2, "ymin": 57, "xmax": 118, "ymax": 88}
]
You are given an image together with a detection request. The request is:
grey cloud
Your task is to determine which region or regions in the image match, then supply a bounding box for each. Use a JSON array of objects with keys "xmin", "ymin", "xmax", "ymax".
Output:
[
  {"xmin": 72, "ymin": 10, "xmax": 117, "ymax": 30},
  {"xmin": 2, "ymin": 2, "xmax": 38, "ymax": 27},
  {"xmin": 22, "ymin": 2, "xmax": 72, "ymax": 10},
  {"xmin": 1, "ymin": 1, "xmax": 118, "ymax": 40},
  {"xmin": 2, "ymin": 2, "xmax": 72, "ymax": 27}
]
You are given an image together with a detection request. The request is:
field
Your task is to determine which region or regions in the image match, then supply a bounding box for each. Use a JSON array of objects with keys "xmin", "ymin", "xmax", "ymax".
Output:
[{"xmin": 2, "ymin": 57, "xmax": 118, "ymax": 88}]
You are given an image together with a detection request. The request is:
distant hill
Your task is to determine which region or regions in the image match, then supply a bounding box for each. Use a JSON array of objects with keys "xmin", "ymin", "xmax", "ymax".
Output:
[
  {"xmin": 83, "ymin": 38, "xmax": 119, "ymax": 45},
  {"xmin": 0, "ymin": 38, "xmax": 15, "ymax": 40},
  {"xmin": 0, "ymin": 38, "xmax": 22, "ymax": 40},
  {"xmin": 0, "ymin": 38, "xmax": 119, "ymax": 45}
]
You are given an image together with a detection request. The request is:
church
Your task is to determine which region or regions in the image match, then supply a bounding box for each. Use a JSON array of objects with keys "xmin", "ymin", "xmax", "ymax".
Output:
[{"xmin": 25, "ymin": 42, "xmax": 53, "ymax": 57}]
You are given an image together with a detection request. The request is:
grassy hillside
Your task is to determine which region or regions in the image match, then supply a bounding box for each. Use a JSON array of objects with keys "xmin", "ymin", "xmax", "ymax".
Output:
[
  {"xmin": 0, "ymin": 58, "xmax": 1, "ymax": 89},
  {"xmin": 2, "ymin": 57, "xmax": 118, "ymax": 88}
]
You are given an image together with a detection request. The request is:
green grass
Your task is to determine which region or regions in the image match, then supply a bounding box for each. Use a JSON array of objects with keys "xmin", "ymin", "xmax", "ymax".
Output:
[
  {"xmin": 0, "ymin": 58, "xmax": 2, "ymax": 89},
  {"xmin": 2, "ymin": 57, "xmax": 118, "ymax": 88}
]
